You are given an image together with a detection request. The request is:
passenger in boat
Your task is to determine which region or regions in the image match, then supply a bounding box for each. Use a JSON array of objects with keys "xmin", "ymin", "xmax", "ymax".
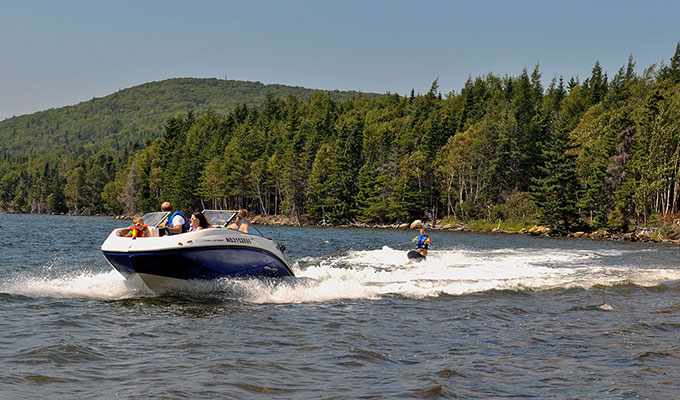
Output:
[
  {"xmin": 158, "ymin": 201, "xmax": 189, "ymax": 235},
  {"xmin": 117, "ymin": 216, "xmax": 150, "ymax": 237},
  {"xmin": 227, "ymin": 209, "xmax": 250, "ymax": 233},
  {"xmin": 412, "ymin": 228, "xmax": 431, "ymax": 257},
  {"xmin": 189, "ymin": 211, "xmax": 211, "ymax": 232}
]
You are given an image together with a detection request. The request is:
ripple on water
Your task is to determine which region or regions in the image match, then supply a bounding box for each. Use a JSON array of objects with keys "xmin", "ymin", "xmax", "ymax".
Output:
[
  {"xmin": 11, "ymin": 341, "xmax": 108, "ymax": 365},
  {"xmin": 232, "ymin": 382, "xmax": 296, "ymax": 396},
  {"xmin": 567, "ymin": 302, "xmax": 613, "ymax": 312},
  {"xmin": 337, "ymin": 347, "xmax": 392, "ymax": 365},
  {"xmin": 635, "ymin": 350, "xmax": 680, "ymax": 361},
  {"xmin": 434, "ymin": 369, "xmax": 468, "ymax": 378},
  {"xmin": 0, "ymin": 292, "xmax": 32, "ymax": 303}
]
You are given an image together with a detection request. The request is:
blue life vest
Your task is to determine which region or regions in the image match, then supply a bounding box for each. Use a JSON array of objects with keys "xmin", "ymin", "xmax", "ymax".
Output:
[
  {"xmin": 416, "ymin": 234, "xmax": 429, "ymax": 249},
  {"xmin": 166, "ymin": 210, "xmax": 189, "ymax": 234}
]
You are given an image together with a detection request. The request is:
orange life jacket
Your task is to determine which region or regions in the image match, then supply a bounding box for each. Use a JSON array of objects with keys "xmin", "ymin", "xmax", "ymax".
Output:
[{"xmin": 126, "ymin": 224, "xmax": 149, "ymax": 237}]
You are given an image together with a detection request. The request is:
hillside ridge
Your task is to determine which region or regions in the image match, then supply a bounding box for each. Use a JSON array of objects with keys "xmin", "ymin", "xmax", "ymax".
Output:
[{"xmin": 0, "ymin": 77, "xmax": 377, "ymax": 156}]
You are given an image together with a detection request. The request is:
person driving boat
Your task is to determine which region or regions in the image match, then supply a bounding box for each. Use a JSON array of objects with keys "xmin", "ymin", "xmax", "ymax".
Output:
[{"xmin": 158, "ymin": 201, "xmax": 189, "ymax": 235}]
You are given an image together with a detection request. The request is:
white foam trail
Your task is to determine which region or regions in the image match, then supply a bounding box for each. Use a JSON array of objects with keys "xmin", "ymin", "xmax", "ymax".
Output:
[
  {"xmin": 0, "ymin": 270, "xmax": 149, "ymax": 299},
  {"xmin": 239, "ymin": 246, "xmax": 680, "ymax": 303}
]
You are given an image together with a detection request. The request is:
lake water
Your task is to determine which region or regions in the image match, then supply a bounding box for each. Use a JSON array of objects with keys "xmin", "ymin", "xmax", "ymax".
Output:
[{"xmin": 1, "ymin": 213, "xmax": 679, "ymax": 399}]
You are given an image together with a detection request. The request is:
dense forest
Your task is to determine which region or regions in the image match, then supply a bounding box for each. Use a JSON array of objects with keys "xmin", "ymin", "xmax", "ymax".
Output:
[{"xmin": 2, "ymin": 43, "xmax": 680, "ymax": 233}]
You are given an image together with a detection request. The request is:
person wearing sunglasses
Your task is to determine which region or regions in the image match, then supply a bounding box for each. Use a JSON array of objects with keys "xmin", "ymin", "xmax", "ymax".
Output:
[
  {"xmin": 189, "ymin": 211, "xmax": 211, "ymax": 232},
  {"xmin": 117, "ymin": 216, "xmax": 150, "ymax": 237}
]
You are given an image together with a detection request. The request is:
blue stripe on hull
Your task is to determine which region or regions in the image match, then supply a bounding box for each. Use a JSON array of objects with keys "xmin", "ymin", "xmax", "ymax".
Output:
[{"xmin": 103, "ymin": 246, "xmax": 294, "ymax": 280}]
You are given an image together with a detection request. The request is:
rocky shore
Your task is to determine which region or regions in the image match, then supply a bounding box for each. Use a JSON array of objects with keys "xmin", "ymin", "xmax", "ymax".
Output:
[
  {"xmin": 112, "ymin": 214, "xmax": 679, "ymax": 244},
  {"xmin": 247, "ymin": 215, "xmax": 680, "ymax": 244}
]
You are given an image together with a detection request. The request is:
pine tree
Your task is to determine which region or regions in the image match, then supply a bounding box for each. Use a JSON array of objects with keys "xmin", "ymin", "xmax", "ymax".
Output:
[
  {"xmin": 512, "ymin": 68, "xmax": 543, "ymax": 191},
  {"xmin": 326, "ymin": 113, "xmax": 364, "ymax": 222},
  {"xmin": 305, "ymin": 143, "xmax": 334, "ymax": 222},
  {"xmin": 353, "ymin": 164, "xmax": 379, "ymax": 222},
  {"xmin": 555, "ymin": 76, "xmax": 566, "ymax": 104},
  {"xmin": 530, "ymin": 64, "xmax": 544, "ymax": 103},
  {"xmin": 586, "ymin": 60, "xmax": 608, "ymax": 105},
  {"xmin": 624, "ymin": 54, "xmax": 636, "ymax": 83},
  {"xmin": 567, "ymin": 77, "xmax": 579, "ymax": 92},
  {"xmin": 531, "ymin": 128, "xmax": 579, "ymax": 231}
]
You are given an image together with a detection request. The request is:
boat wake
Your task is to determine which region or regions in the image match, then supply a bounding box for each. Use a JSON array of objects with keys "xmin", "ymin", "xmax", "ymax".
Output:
[
  {"xmin": 0, "ymin": 269, "xmax": 150, "ymax": 300},
  {"xmin": 1, "ymin": 245, "xmax": 679, "ymax": 303},
  {"xmin": 157, "ymin": 245, "xmax": 679, "ymax": 304},
  {"xmin": 237, "ymin": 245, "xmax": 680, "ymax": 303}
]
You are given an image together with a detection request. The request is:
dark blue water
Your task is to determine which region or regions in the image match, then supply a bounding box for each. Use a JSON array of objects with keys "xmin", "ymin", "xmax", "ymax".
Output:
[{"xmin": 1, "ymin": 213, "xmax": 679, "ymax": 398}]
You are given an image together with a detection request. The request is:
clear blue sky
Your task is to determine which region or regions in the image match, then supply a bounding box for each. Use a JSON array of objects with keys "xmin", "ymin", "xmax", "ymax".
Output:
[{"xmin": 1, "ymin": 0, "xmax": 679, "ymax": 121}]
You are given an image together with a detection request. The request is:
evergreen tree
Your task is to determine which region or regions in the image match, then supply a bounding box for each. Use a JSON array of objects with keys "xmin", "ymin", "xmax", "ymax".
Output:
[
  {"xmin": 305, "ymin": 143, "xmax": 334, "ymax": 222},
  {"xmin": 624, "ymin": 54, "xmax": 637, "ymax": 83},
  {"xmin": 531, "ymin": 127, "xmax": 579, "ymax": 231},
  {"xmin": 325, "ymin": 113, "xmax": 364, "ymax": 222},
  {"xmin": 512, "ymin": 67, "xmax": 544, "ymax": 190},
  {"xmin": 530, "ymin": 64, "xmax": 544, "ymax": 103},
  {"xmin": 483, "ymin": 106, "xmax": 520, "ymax": 204},
  {"xmin": 586, "ymin": 60, "xmax": 608, "ymax": 105},
  {"xmin": 567, "ymin": 76, "xmax": 579, "ymax": 92},
  {"xmin": 555, "ymin": 76, "xmax": 567, "ymax": 104},
  {"xmin": 279, "ymin": 97, "xmax": 308, "ymax": 220}
]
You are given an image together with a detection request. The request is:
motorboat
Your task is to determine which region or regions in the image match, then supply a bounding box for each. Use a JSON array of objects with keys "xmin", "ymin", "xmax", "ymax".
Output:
[{"xmin": 101, "ymin": 210, "xmax": 294, "ymax": 293}]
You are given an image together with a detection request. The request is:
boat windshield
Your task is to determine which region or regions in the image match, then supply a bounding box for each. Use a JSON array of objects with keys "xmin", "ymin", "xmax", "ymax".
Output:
[
  {"xmin": 140, "ymin": 211, "xmax": 170, "ymax": 228},
  {"xmin": 203, "ymin": 210, "xmax": 237, "ymax": 227},
  {"xmin": 203, "ymin": 210, "xmax": 264, "ymax": 237}
]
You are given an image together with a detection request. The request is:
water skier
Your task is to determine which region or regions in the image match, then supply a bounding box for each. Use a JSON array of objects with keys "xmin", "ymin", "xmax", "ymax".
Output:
[{"xmin": 410, "ymin": 228, "xmax": 431, "ymax": 259}]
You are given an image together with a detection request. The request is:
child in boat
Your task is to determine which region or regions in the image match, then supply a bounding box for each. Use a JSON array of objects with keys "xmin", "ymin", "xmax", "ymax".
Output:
[{"xmin": 118, "ymin": 216, "xmax": 150, "ymax": 237}]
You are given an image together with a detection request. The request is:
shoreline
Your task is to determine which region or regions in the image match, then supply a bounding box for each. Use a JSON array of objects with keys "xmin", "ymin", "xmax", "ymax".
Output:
[
  {"xmin": 3, "ymin": 210, "xmax": 677, "ymax": 244},
  {"xmin": 245, "ymin": 215, "xmax": 678, "ymax": 244}
]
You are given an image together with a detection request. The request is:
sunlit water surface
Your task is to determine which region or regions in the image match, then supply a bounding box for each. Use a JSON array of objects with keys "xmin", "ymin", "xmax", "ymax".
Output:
[{"xmin": 1, "ymin": 214, "xmax": 679, "ymax": 398}]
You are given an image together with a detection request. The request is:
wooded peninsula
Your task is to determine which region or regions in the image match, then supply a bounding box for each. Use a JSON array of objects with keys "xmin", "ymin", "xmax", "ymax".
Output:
[{"xmin": 2, "ymin": 43, "xmax": 680, "ymax": 238}]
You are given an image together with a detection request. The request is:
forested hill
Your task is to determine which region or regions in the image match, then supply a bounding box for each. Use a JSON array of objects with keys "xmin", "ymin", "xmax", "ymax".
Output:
[
  {"xmin": 2, "ymin": 43, "xmax": 680, "ymax": 236},
  {"xmin": 0, "ymin": 78, "xmax": 377, "ymax": 156}
]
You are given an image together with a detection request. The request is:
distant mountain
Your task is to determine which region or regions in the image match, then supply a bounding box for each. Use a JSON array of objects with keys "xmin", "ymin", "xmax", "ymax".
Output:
[{"xmin": 0, "ymin": 78, "xmax": 377, "ymax": 156}]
